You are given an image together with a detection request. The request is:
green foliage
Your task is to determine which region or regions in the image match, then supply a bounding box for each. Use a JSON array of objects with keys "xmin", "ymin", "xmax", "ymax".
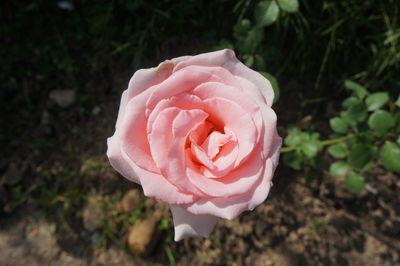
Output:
[
  {"xmin": 277, "ymin": 0, "xmax": 299, "ymax": 13},
  {"xmin": 346, "ymin": 172, "xmax": 365, "ymax": 193},
  {"xmin": 283, "ymin": 79, "xmax": 400, "ymax": 193},
  {"xmin": 380, "ymin": 141, "xmax": 400, "ymax": 173},
  {"xmin": 255, "ymin": 1, "xmax": 280, "ymax": 27}
]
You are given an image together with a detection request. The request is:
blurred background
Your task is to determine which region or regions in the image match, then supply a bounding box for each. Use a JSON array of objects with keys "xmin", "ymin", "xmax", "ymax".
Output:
[{"xmin": 1, "ymin": 0, "xmax": 399, "ymax": 265}]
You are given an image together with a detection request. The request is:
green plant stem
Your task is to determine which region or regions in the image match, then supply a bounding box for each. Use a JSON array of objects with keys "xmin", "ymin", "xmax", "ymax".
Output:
[{"xmin": 280, "ymin": 134, "xmax": 355, "ymax": 153}]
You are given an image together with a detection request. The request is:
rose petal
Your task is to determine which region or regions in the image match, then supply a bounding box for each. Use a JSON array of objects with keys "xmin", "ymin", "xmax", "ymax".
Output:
[
  {"xmin": 170, "ymin": 205, "xmax": 218, "ymax": 241},
  {"xmin": 186, "ymin": 148, "xmax": 264, "ymax": 197},
  {"xmin": 174, "ymin": 49, "xmax": 275, "ymax": 107},
  {"xmin": 164, "ymin": 109, "xmax": 209, "ymax": 196},
  {"xmin": 203, "ymin": 97, "xmax": 257, "ymax": 167},
  {"xmin": 145, "ymin": 65, "xmax": 240, "ymax": 111},
  {"xmin": 107, "ymin": 133, "xmax": 140, "ymax": 184},
  {"xmin": 185, "ymin": 158, "xmax": 274, "ymax": 220},
  {"xmin": 133, "ymin": 163, "xmax": 196, "ymax": 205}
]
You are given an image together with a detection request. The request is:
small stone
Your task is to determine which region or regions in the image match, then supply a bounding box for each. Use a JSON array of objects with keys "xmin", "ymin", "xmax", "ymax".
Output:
[
  {"xmin": 82, "ymin": 196, "xmax": 104, "ymax": 232},
  {"xmin": 121, "ymin": 189, "xmax": 141, "ymax": 213},
  {"xmin": 49, "ymin": 89, "xmax": 76, "ymax": 108},
  {"xmin": 127, "ymin": 214, "xmax": 160, "ymax": 256},
  {"xmin": 92, "ymin": 106, "xmax": 101, "ymax": 115}
]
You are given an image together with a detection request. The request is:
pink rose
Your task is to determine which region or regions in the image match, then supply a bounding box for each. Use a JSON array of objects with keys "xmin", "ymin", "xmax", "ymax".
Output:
[{"xmin": 107, "ymin": 49, "xmax": 281, "ymax": 241}]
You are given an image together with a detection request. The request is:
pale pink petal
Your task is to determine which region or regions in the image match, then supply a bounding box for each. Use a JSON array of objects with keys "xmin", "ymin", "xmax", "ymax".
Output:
[
  {"xmin": 148, "ymin": 107, "xmax": 181, "ymax": 169},
  {"xmin": 192, "ymin": 81, "xmax": 263, "ymax": 140},
  {"xmin": 269, "ymin": 130, "xmax": 282, "ymax": 169},
  {"xmin": 203, "ymin": 97, "xmax": 257, "ymax": 167},
  {"xmin": 185, "ymin": 159, "xmax": 274, "ymax": 220},
  {"xmin": 185, "ymin": 148, "xmax": 264, "ymax": 197},
  {"xmin": 170, "ymin": 205, "xmax": 218, "ymax": 241},
  {"xmin": 201, "ymin": 131, "xmax": 232, "ymax": 158},
  {"xmin": 126, "ymin": 58, "xmax": 192, "ymax": 100},
  {"xmin": 146, "ymin": 93, "xmax": 204, "ymax": 134},
  {"xmin": 115, "ymin": 90, "xmax": 129, "ymax": 130},
  {"xmin": 145, "ymin": 65, "xmax": 240, "ymax": 111},
  {"xmin": 120, "ymin": 95, "xmax": 160, "ymax": 173},
  {"xmin": 107, "ymin": 133, "xmax": 140, "ymax": 184},
  {"xmin": 164, "ymin": 109, "xmax": 209, "ymax": 196},
  {"xmin": 174, "ymin": 49, "xmax": 275, "ymax": 106},
  {"xmin": 132, "ymin": 163, "xmax": 196, "ymax": 205}
]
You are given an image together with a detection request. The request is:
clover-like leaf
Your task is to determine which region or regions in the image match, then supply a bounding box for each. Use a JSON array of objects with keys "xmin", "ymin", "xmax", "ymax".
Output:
[
  {"xmin": 365, "ymin": 92, "xmax": 389, "ymax": 111},
  {"xmin": 283, "ymin": 150, "xmax": 303, "ymax": 170},
  {"xmin": 346, "ymin": 171, "xmax": 365, "ymax": 193},
  {"xmin": 329, "ymin": 161, "xmax": 350, "ymax": 177},
  {"xmin": 349, "ymin": 143, "xmax": 376, "ymax": 170},
  {"xmin": 344, "ymin": 80, "xmax": 368, "ymax": 99},
  {"xmin": 284, "ymin": 127, "xmax": 302, "ymax": 146},
  {"xmin": 395, "ymin": 96, "xmax": 400, "ymax": 107},
  {"xmin": 380, "ymin": 141, "xmax": 400, "ymax": 173},
  {"xmin": 328, "ymin": 143, "xmax": 347, "ymax": 159},
  {"xmin": 329, "ymin": 117, "xmax": 348, "ymax": 133},
  {"xmin": 367, "ymin": 110, "xmax": 395, "ymax": 137},
  {"xmin": 255, "ymin": 0, "xmax": 280, "ymax": 27},
  {"xmin": 277, "ymin": 0, "xmax": 299, "ymax": 13}
]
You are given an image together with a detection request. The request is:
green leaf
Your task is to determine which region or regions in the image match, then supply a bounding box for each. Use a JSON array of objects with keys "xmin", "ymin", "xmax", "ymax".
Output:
[
  {"xmin": 260, "ymin": 72, "xmax": 280, "ymax": 103},
  {"xmin": 346, "ymin": 172, "xmax": 365, "ymax": 193},
  {"xmin": 340, "ymin": 103, "xmax": 367, "ymax": 125},
  {"xmin": 329, "ymin": 117, "xmax": 348, "ymax": 133},
  {"xmin": 380, "ymin": 141, "xmax": 400, "ymax": 173},
  {"xmin": 344, "ymin": 80, "xmax": 368, "ymax": 99},
  {"xmin": 329, "ymin": 161, "xmax": 350, "ymax": 177},
  {"xmin": 301, "ymin": 142, "xmax": 320, "ymax": 158},
  {"xmin": 395, "ymin": 96, "xmax": 400, "ymax": 107},
  {"xmin": 328, "ymin": 143, "xmax": 347, "ymax": 159},
  {"xmin": 367, "ymin": 110, "xmax": 395, "ymax": 136},
  {"xmin": 255, "ymin": 0, "xmax": 280, "ymax": 27},
  {"xmin": 284, "ymin": 127, "xmax": 302, "ymax": 146},
  {"xmin": 349, "ymin": 143, "xmax": 376, "ymax": 170},
  {"xmin": 277, "ymin": 0, "xmax": 299, "ymax": 13},
  {"xmin": 283, "ymin": 151, "xmax": 303, "ymax": 170},
  {"xmin": 343, "ymin": 97, "xmax": 360, "ymax": 108},
  {"xmin": 365, "ymin": 92, "xmax": 389, "ymax": 111}
]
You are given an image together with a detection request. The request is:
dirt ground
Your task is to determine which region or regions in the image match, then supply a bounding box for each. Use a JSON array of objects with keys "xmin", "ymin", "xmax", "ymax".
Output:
[{"xmin": 1, "ymin": 61, "xmax": 399, "ymax": 266}]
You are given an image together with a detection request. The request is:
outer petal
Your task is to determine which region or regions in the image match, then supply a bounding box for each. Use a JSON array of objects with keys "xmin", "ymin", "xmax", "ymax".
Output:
[
  {"xmin": 170, "ymin": 205, "xmax": 218, "ymax": 241},
  {"xmin": 126, "ymin": 57, "xmax": 191, "ymax": 100},
  {"xmin": 173, "ymin": 49, "xmax": 275, "ymax": 107},
  {"xmin": 133, "ymin": 163, "xmax": 196, "ymax": 205},
  {"xmin": 185, "ymin": 159, "xmax": 274, "ymax": 220},
  {"xmin": 107, "ymin": 133, "xmax": 140, "ymax": 184}
]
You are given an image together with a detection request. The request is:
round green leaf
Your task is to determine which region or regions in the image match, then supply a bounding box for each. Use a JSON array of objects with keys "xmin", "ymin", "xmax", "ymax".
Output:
[
  {"xmin": 277, "ymin": 0, "xmax": 299, "ymax": 13},
  {"xmin": 284, "ymin": 127, "xmax": 302, "ymax": 146},
  {"xmin": 255, "ymin": 0, "xmax": 280, "ymax": 27},
  {"xmin": 329, "ymin": 117, "xmax": 348, "ymax": 133},
  {"xmin": 328, "ymin": 143, "xmax": 347, "ymax": 159},
  {"xmin": 380, "ymin": 141, "xmax": 400, "ymax": 173},
  {"xmin": 344, "ymin": 80, "xmax": 367, "ymax": 99},
  {"xmin": 260, "ymin": 72, "xmax": 280, "ymax": 103},
  {"xmin": 329, "ymin": 161, "xmax": 350, "ymax": 177},
  {"xmin": 395, "ymin": 96, "xmax": 400, "ymax": 107},
  {"xmin": 346, "ymin": 172, "xmax": 365, "ymax": 193},
  {"xmin": 349, "ymin": 143, "xmax": 376, "ymax": 170},
  {"xmin": 365, "ymin": 92, "xmax": 389, "ymax": 111},
  {"xmin": 301, "ymin": 142, "xmax": 320, "ymax": 158},
  {"xmin": 343, "ymin": 97, "xmax": 360, "ymax": 108},
  {"xmin": 368, "ymin": 110, "xmax": 395, "ymax": 136}
]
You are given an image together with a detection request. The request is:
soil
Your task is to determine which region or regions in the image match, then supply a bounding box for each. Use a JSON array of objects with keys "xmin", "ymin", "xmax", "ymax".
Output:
[{"xmin": 1, "ymin": 52, "xmax": 399, "ymax": 266}]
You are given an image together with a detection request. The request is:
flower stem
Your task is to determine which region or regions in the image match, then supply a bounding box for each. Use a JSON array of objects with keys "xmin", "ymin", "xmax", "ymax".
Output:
[{"xmin": 280, "ymin": 134, "xmax": 355, "ymax": 153}]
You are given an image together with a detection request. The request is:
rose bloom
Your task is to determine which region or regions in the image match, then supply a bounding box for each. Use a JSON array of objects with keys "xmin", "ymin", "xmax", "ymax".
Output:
[{"xmin": 107, "ymin": 49, "xmax": 281, "ymax": 241}]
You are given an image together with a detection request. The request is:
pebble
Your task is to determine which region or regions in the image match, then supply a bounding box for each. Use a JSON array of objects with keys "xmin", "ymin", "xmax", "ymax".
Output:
[
  {"xmin": 120, "ymin": 189, "xmax": 141, "ymax": 213},
  {"xmin": 127, "ymin": 214, "xmax": 161, "ymax": 256},
  {"xmin": 82, "ymin": 196, "xmax": 104, "ymax": 232},
  {"xmin": 49, "ymin": 89, "xmax": 76, "ymax": 108}
]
